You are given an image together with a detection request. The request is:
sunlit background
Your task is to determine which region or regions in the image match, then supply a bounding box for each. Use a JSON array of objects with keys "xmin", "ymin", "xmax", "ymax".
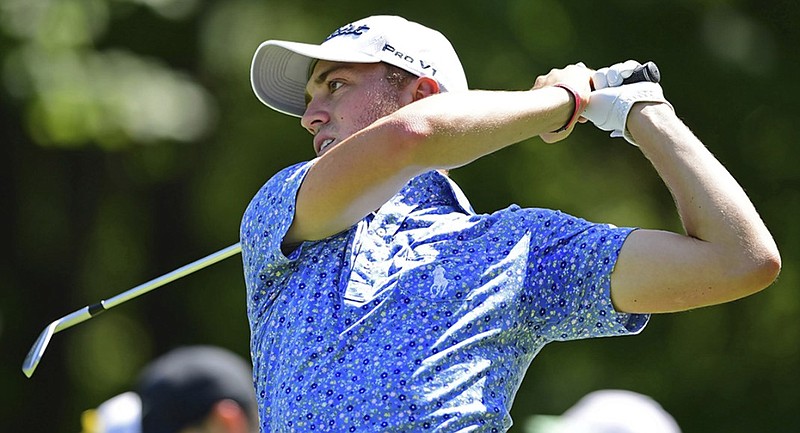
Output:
[{"xmin": 2, "ymin": 0, "xmax": 798, "ymax": 431}]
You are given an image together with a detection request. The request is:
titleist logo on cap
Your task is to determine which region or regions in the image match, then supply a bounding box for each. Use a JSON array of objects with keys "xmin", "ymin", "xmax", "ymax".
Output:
[{"xmin": 325, "ymin": 24, "xmax": 370, "ymax": 41}]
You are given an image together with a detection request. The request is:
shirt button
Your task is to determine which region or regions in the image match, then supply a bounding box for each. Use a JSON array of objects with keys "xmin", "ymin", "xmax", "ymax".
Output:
[{"xmin": 375, "ymin": 228, "xmax": 387, "ymax": 237}]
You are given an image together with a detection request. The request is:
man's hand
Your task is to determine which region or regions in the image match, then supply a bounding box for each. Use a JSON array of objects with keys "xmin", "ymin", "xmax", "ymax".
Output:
[
  {"xmin": 583, "ymin": 60, "xmax": 673, "ymax": 145},
  {"xmin": 583, "ymin": 82, "xmax": 671, "ymax": 145},
  {"xmin": 591, "ymin": 59, "xmax": 643, "ymax": 89},
  {"xmin": 532, "ymin": 63, "xmax": 593, "ymax": 144}
]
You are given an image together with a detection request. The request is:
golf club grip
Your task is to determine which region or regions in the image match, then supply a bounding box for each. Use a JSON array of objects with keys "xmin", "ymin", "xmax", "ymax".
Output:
[{"xmin": 622, "ymin": 61, "xmax": 660, "ymax": 84}]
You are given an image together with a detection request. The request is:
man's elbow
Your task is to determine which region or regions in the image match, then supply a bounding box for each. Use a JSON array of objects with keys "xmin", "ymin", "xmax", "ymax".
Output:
[
  {"xmin": 752, "ymin": 247, "xmax": 782, "ymax": 290},
  {"xmin": 378, "ymin": 112, "xmax": 441, "ymax": 168},
  {"xmin": 738, "ymin": 245, "xmax": 782, "ymax": 296}
]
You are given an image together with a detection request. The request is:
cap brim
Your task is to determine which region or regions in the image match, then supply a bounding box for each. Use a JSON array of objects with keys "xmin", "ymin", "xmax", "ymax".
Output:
[{"xmin": 250, "ymin": 40, "xmax": 380, "ymax": 117}]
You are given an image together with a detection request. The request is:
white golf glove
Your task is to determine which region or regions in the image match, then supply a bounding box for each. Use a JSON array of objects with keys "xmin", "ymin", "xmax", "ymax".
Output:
[
  {"xmin": 584, "ymin": 60, "xmax": 673, "ymax": 145},
  {"xmin": 592, "ymin": 59, "xmax": 643, "ymax": 89}
]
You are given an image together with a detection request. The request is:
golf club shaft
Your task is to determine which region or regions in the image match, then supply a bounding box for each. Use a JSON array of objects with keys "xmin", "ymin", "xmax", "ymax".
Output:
[
  {"xmin": 100, "ymin": 242, "xmax": 242, "ymax": 311},
  {"xmin": 22, "ymin": 242, "xmax": 242, "ymax": 377}
]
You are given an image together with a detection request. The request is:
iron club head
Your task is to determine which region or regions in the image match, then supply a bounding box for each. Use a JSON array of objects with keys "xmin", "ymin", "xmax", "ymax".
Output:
[
  {"xmin": 22, "ymin": 305, "xmax": 94, "ymax": 378},
  {"xmin": 22, "ymin": 321, "xmax": 57, "ymax": 378}
]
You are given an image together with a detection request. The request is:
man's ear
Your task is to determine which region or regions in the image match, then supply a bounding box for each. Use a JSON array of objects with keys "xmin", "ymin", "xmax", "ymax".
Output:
[
  {"xmin": 411, "ymin": 77, "xmax": 440, "ymax": 101},
  {"xmin": 205, "ymin": 399, "xmax": 250, "ymax": 433}
]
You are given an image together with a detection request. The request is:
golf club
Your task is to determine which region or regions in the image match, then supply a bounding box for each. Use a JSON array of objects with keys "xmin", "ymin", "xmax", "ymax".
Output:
[{"xmin": 22, "ymin": 242, "xmax": 242, "ymax": 378}]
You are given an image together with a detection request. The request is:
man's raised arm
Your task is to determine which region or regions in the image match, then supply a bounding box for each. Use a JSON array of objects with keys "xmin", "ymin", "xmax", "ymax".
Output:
[{"xmin": 609, "ymin": 102, "xmax": 781, "ymax": 313}]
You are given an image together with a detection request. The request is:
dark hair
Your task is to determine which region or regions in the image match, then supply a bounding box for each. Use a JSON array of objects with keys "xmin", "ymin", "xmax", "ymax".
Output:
[
  {"xmin": 137, "ymin": 346, "xmax": 258, "ymax": 433},
  {"xmin": 383, "ymin": 63, "xmax": 417, "ymax": 89}
]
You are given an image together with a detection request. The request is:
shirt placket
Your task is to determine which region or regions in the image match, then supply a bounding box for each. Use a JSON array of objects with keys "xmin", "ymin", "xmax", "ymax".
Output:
[{"xmin": 335, "ymin": 209, "xmax": 405, "ymax": 330}]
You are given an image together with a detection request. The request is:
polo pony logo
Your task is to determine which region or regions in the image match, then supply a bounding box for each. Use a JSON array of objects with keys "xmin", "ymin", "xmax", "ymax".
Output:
[{"xmin": 429, "ymin": 266, "xmax": 450, "ymax": 298}]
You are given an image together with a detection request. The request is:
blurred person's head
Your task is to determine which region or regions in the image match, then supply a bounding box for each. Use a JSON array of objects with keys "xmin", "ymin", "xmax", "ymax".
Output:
[
  {"xmin": 526, "ymin": 389, "xmax": 682, "ymax": 433},
  {"xmin": 136, "ymin": 346, "xmax": 258, "ymax": 433}
]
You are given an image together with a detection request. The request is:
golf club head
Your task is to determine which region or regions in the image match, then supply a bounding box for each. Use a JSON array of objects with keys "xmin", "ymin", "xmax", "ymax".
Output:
[{"xmin": 22, "ymin": 322, "xmax": 57, "ymax": 378}]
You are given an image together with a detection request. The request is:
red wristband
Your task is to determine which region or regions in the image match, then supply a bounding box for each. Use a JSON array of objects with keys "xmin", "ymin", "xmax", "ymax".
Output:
[{"xmin": 552, "ymin": 83, "xmax": 583, "ymax": 133}]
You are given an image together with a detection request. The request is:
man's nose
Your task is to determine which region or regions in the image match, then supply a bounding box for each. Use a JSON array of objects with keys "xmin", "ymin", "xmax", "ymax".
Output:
[{"xmin": 300, "ymin": 99, "xmax": 329, "ymax": 135}]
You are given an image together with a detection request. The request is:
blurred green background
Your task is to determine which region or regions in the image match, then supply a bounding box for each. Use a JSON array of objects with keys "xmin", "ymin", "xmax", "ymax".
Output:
[{"xmin": 2, "ymin": 0, "xmax": 798, "ymax": 431}]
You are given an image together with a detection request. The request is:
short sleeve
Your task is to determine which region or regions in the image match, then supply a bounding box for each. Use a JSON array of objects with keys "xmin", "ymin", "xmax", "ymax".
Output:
[
  {"xmin": 240, "ymin": 160, "xmax": 315, "ymax": 280},
  {"xmin": 526, "ymin": 211, "xmax": 649, "ymax": 341}
]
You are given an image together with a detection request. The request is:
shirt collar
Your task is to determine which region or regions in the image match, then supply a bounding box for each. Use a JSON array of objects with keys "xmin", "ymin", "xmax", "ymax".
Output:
[{"xmin": 388, "ymin": 170, "xmax": 475, "ymax": 215}]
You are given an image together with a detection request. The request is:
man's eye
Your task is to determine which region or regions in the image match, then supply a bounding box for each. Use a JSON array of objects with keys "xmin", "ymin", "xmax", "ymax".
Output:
[{"xmin": 329, "ymin": 81, "xmax": 344, "ymax": 92}]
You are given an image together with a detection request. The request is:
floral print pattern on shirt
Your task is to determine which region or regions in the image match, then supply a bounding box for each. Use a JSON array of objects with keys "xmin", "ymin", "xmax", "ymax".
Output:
[{"xmin": 240, "ymin": 161, "xmax": 649, "ymax": 432}]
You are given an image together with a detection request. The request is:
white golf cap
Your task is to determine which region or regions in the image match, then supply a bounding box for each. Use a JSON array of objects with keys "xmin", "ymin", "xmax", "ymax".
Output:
[
  {"xmin": 525, "ymin": 390, "xmax": 682, "ymax": 433},
  {"xmin": 80, "ymin": 392, "xmax": 142, "ymax": 433},
  {"xmin": 250, "ymin": 15, "xmax": 468, "ymax": 117}
]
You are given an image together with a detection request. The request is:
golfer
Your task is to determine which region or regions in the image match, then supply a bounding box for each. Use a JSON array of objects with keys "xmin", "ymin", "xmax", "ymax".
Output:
[{"xmin": 241, "ymin": 15, "xmax": 780, "ymax": 432}]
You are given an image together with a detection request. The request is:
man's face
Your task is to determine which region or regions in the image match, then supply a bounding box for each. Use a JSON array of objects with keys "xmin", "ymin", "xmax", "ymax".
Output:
[{"xmin": 302, "ymin": 60, "xmax": 410, "ymax": 156}]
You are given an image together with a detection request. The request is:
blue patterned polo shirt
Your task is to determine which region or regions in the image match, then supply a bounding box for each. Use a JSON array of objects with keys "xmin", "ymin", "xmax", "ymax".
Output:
[{"xmin": 240, "ymin": 160, "xmax": 649, "ymax": 432}]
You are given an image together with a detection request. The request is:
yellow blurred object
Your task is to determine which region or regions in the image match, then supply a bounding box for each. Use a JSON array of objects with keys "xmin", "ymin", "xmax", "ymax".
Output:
[
  {"xmin": 77, "ymin": 392, "xmax": 141, "ymax": 433},
  {"xmin": 80, "ymin": 408, "xmax": 99, "ymax": 433}
]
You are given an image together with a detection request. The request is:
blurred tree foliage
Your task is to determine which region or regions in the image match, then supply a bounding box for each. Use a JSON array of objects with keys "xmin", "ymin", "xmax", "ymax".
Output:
[{"xmin": 1, "ymin": 0, "xmax": 798, "ymax": 432}]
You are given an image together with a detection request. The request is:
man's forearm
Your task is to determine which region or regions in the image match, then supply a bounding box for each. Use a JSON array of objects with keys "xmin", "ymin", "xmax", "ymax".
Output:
[
  {"xmin": 398, "ymin": 86, "xmax": 576, "ymax": 170},
  {"xmin": 627, "ymin": 102, "xmax": 780, "ymax": 285}
]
